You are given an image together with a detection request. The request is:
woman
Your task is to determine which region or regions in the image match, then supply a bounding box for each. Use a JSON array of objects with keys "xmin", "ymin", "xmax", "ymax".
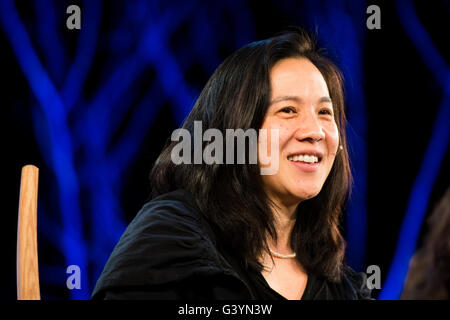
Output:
[{"xmin": 92, "ymin": 28, "xmax": 372, "ymax": 300}]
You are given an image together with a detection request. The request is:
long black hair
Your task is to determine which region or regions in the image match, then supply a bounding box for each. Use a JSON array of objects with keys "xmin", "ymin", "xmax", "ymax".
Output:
[{"xmin": 150, "ymin": 28, "xmax": 351, "ymax": 283}]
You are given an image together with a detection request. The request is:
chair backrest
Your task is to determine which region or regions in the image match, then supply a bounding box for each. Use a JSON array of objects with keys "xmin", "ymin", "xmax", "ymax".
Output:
[{"xmin": 17, "ymin": 165, "xmax": 40, "ymax": 300}]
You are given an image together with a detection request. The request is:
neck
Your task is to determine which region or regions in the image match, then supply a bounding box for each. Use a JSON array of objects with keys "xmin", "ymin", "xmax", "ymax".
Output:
[{"xmin": 267, "ymin": 198, "xmax": 299, "ymax": 254}]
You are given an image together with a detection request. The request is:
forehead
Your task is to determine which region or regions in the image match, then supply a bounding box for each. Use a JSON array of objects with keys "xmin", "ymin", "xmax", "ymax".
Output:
[{"xmin": 270, "ymin": 58, "xmax": 329, "ymax": 99}]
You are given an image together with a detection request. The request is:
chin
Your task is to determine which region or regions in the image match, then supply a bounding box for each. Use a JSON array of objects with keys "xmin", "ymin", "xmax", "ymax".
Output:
[{"xmin": 291, "ymin": 187, "xmax": 321, "ymax": 202}]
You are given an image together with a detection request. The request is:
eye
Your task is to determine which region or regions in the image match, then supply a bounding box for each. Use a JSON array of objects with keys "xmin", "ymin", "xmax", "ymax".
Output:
[
  {"xmin": 319, "ymin": 108, "xmax": 333, "ymax": 116},
  {"xmin": 279, "ymin": 106, "xmax": 296, "ymax": 114}
]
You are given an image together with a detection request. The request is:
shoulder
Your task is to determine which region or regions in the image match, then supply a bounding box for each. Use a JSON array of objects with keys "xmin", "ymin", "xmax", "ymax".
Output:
[
  {"xmin": 92, "ymin": 190, "xmax": 225, "ymax": 298},
  {"xmin": 308, "ymin": 265, "xmax": 373, "ymax": 300},
  {"xmin": 121, "ymin": 189, "xmax": 207, "ymax": 243},
  {"xmin": 113, "ymin": 189, "xmax": 212, "ymax": 259},
  {"xmin": 337, "ymin": 265, "xmax": 373, "ymax": 300}
]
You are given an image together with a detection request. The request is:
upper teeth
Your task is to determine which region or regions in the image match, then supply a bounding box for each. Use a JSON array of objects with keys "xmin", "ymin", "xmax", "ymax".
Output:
[{"xmin": 288, "ymin": 154, "xmax": 319, "ymax": 163}]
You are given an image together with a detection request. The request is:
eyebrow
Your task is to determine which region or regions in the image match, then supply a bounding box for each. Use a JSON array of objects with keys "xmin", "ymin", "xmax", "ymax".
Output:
[{"xmin": 270, "ymin": 95, "xmax": 332, "ymax": 105}]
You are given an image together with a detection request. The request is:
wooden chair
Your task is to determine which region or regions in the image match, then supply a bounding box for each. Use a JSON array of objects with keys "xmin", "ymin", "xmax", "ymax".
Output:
[{"xmin": 17, "ymin": 165, "xmax": 40, "ymax": 300}]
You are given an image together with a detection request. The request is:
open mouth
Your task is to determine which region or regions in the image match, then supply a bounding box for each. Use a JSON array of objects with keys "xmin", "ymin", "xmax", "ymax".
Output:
[{"xmin": 287, "ymin": 153, "xmax": 322, "ymax": 164}]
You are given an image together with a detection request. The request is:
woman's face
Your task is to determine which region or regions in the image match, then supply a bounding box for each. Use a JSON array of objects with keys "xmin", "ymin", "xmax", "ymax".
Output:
[{"xmin": 259, "ymin": 57, "xmax": 339, "ymax": 207}]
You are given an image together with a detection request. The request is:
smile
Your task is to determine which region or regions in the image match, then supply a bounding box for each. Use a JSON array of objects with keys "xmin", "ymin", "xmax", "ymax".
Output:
[{"xmin": 287, "ymin": 154, "xmax": 321, "ymax": 164}]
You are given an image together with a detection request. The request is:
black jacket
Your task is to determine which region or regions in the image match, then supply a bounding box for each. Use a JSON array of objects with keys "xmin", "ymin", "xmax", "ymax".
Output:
[{"xmin": 91, "ymin": 190, "xmax": 372, "ymax": 300}]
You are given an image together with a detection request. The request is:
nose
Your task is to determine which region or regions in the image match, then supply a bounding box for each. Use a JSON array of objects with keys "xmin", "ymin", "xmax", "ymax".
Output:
[{"xmin": 294, "ymin": 110, "xmax": 325, "ymax": 143}]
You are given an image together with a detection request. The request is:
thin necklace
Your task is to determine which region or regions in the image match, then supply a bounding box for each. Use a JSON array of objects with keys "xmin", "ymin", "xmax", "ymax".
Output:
[{"xmin": 269, "ymin": 248, "xmax": 296, "ymax": 259}]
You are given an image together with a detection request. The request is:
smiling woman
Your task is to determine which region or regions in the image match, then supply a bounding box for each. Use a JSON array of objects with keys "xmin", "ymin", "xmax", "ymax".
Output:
[
  {"xmin": 92, "ymin": 28, "xmax": 372, "ymax": 300},
  {"xmin": 260, "ymin": 57, "xmax": 340, "ymax": 206}
]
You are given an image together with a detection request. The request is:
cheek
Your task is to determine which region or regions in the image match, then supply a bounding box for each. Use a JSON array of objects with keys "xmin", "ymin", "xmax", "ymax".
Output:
[
  {"xmin": 258, "ymin": 121, "xmax": 290, "ymax": 159},
  {"xmin": 325, "ymin": 123, "xmax": 340, "ymax": 154}
]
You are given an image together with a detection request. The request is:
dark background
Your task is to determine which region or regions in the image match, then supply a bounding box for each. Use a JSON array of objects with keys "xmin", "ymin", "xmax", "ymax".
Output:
[{"xmin": 2, "ymin": 0, "xmax": 448, "ymax": 300}]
